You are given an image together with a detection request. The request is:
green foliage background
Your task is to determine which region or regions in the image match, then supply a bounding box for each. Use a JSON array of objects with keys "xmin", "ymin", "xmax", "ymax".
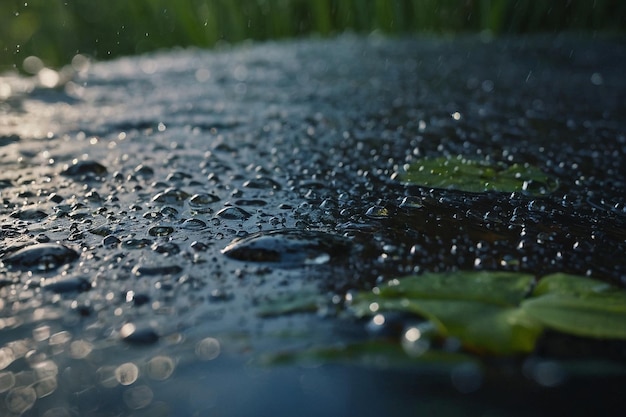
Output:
[{"xmin": 1, "ymin": 0, "xmax": 625, "ymax": 71}]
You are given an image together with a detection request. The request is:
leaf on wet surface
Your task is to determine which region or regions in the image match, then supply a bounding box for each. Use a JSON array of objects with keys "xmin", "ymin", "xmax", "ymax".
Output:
[
  {"xmin": 522, "ymin": 273, "xmax": 626, "ymax": 340},
  {"xmin": 351, "ymin": 271, "xmax": 626, "ymax": 355},
  {"xmin": 351, "ymin": 271, "xmax": 541, "ymax": 354},
  {"xmin": 397, "ymin": 156, "xmax": 558, "ymax": 195},
  {"xmin": 256, "ymin": 292, "xmax": 324, "ymax": 317}
]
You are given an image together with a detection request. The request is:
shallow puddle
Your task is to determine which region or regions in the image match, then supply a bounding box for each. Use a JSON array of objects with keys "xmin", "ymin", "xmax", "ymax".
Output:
[{"xmin": 0, "ymin": 34, "xmax": 625, "ymax": 416}]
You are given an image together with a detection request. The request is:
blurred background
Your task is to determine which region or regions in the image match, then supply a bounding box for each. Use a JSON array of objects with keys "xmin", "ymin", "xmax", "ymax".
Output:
[{"xmin": 1, "ymin": 0, "xmax": 625, "ymax": 72}]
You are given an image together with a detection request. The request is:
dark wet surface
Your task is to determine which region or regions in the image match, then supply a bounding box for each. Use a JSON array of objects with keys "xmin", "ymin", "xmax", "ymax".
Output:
[{"xmin": 0, "ymin": 34, "xmax": 625, "ymax": 416}]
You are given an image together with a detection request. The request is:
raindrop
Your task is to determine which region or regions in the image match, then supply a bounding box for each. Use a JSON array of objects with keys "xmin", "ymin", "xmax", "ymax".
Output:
[
  {"xmin": 120, "ymin": 323, "xmax": 159, "ymax": 345},
  {"xmin": 181, "ymin": 218, "xmax": 207, "ymax": 229},
  {"xmin": 190, "ymin": 193, "xmax": 220, "ymax": 205},
  {"xmin": 122, "ymin": 238, "xmax": 152, "ymax": 249},
  {"xmin": 365, "ymin": 205, "xmax": 390, "ymax": 219},
  {"xmin": 148, "ymin": 226, "xmax": 174, "ymax": 237},
  {"xmin": 134, "ymin": 164, "xmax": 154, "ymax": 179},
  {"xmin": 222, "ymin": 229, "xmax": 351, "ymax": 267},
  {"xmin": 216, "ymin": 206, "xmax": 252, "ymax": 220},
  {"xmin": 2, "ymin": 243, "xmax": 79, "ymax": 271},
  {"xmin": 151, "ymin": 242, "xmax": 181, "ymax": 255},
  {"xmin": 42, "ymin": 277, "xmax": 91, "ymax": 294},
  {"xmin": 10, "ymin": 208, "xmax": 48, "ymax": 221},
  {"xmin": 102, "ymin": 235, "xmax": 121, "ymax": 248},
  {"xmin": 133, "ymin": 264, "xmax": 182, "ymax": 276},
  {"xmin": 61, "ymin": 160, "xmax": 107, "ymax": 177},
  {"xmin": 152, "ymin": 187, "xmax": 190, "ymax": 204},
  {"xmin": 243, "ymin": 176, "xmax": 282, "ymax": 190}
]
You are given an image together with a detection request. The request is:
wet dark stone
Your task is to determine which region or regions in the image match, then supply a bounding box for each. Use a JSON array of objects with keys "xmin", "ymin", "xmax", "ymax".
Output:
[
  {"xmin": 42, "ymin": 277, "xmax": 92, "ymax": 293},
  {"xmin": 61, "ymin": 160, "xmax": 107, "ymax": 177},
  {"xmin": 222, "ymin": 229, "xmax": 352, "ymax": 267},
  {"xmin": 10, "ymin": 208, "xmax": 48, "ymax": 221},
  {"xmin": 2, "ymin": 243, "xmax": 79, "ymax": 271},
  {"xmin": 216, "ymin": 206, "xmax": 252, "ymax": 220}
]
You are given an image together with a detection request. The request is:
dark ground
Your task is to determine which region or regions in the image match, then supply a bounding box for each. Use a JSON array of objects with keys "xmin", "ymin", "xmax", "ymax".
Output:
[{"xmin": 0, "ymin": 33, "xmax": 625, "ymax": 416}]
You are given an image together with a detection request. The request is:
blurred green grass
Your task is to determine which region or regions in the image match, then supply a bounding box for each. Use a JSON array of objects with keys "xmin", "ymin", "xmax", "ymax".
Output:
[{"xmin": 1, "ymin": 0, "xmax": 625, "ymax": 71}]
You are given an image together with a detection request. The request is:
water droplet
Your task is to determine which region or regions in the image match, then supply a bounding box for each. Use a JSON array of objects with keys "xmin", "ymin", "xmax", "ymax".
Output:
[
  {"xmin": 133, "ymin": 264, "xmax": 182, "ymax": 276},
  {"xmin": 181, "ymin": 218, "xmax": 207, "ymax": 230},
  {"xmin": 2, "ymin": 243, "xmax": 79, "ymax": 271},
  {"xmin": 102, "ymin": 235, "xmax": 121, "ymax": 248},
  {"xmin": 134, "ymin": 164, "xmax": 154, "ymax": 179},
  {"xmin": 190, "ymin": 193, "xmax": 220, "ymax": 205},
  {"xmin": 152, "ymin": 187, "xmax": 190, "ymax": 204},
  {"xmin": 222, "ymin": 229, "xmax": 351, "ymax": 267},
  {"xmin": 42, "ymin": 277, "xmax": 91, "ymax": 294},
  {"xmin": 120, "ymin": 323, "xmax": 159, "ymax": 345},
  {"xmin": 243, "ymin": 176, "xmax": 282, "ymax": 190},
  {"xmin": 10, "ymin": 208, "xmax": 48, "ymax": 221},
  {"xmin": 365, "ymin": 205, "xmax": 389, "ymax": 219},
  {"xmin": 61, "ymin": 160, "xmax": 107, "ymax": 177},
  {"xmin": 148, "ymin": 226, "xmax": 174, "ymax": 236},
  {"xmin": 122, "ymin": 238, "xmax": 152, "ymax": 249},
  {"xmin": 216, "ymin": 206, "xmax": 252, "ymax": 220}
]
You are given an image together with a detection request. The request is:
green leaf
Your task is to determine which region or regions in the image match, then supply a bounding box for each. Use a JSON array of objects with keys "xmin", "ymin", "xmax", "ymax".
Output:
[
  {"xmin": 365, "ymin": 271, "xmax": 535, "ymax": 306},
  {"xmin": 351, "ymin": 271, "xmax": 542, "ymax": 354},
  {"xmin": 521, "ymin": 273, "xmax": 626, "ymax": 339},
  {"xmin": 397, "ymin": 156, "xmax": 558, "ymax": 195},
  {"xmin": 256, "ymin": 292, "xmax": 323, "ymax": 317}
]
